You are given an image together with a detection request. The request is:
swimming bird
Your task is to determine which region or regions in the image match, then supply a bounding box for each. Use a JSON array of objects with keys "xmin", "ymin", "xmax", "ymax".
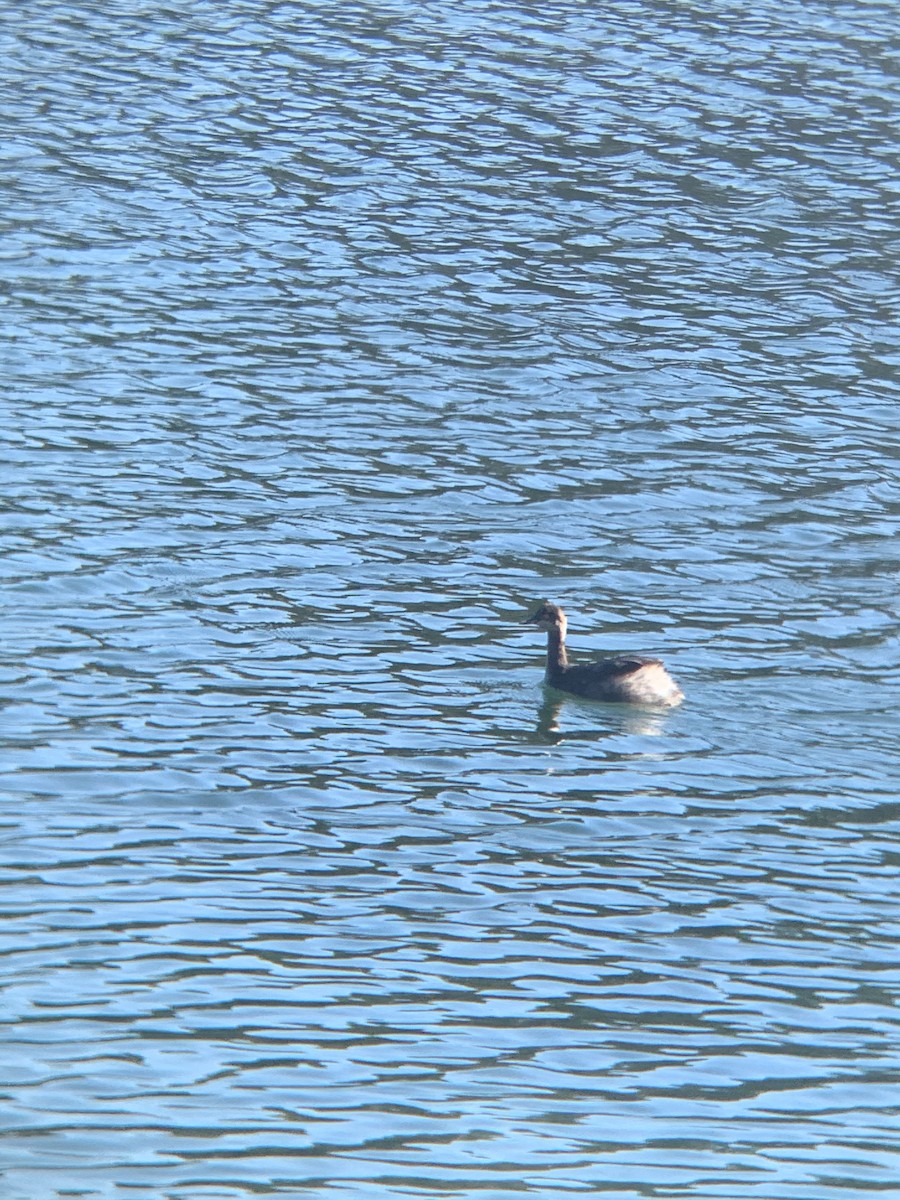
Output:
[{"xmin": 523, "ymin": 602, "xmax": 683, "ymax": 706}]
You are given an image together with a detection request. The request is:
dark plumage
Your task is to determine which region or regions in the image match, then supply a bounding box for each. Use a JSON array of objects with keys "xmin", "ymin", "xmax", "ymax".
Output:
[{"xmin": 524, "ymin": 601, "xmax": 683, "ymax": 706}]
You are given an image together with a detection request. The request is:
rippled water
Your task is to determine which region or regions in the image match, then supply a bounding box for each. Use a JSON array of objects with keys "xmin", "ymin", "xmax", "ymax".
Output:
[{"xmin": 3, "ymin": 1, "xmax": 900, "ymax": 1197}]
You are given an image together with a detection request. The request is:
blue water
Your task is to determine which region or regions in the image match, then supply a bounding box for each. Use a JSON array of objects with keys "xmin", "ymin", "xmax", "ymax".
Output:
[{"xmin": 3, "ymin": 1, "xmax": 900, "ymax": 1197}]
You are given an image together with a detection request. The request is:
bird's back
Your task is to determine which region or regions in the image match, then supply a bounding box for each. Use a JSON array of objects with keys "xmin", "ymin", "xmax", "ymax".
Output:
[{"xmin": 551, "ymin": 655, "xmax": 683, "ymax": 706}]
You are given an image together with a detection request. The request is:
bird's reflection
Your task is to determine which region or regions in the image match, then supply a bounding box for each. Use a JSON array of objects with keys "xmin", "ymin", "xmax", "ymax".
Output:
[
  {"xmin": 535, "ymin": 695, "xmax": 566, "ymax": 741},
  {"xmin": 534, "ymin": 693, "xmax": 674, "ymax": 741}
]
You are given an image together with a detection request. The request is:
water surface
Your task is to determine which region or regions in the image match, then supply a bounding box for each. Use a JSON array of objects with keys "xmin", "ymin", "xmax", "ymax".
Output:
[{"xmin": 3, "ymin": 1, "xmax": 900, "ymax": 1197}]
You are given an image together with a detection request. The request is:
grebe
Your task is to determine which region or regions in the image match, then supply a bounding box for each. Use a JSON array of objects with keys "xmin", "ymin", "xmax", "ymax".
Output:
[{"xmin": 524, "ymin": 602, "xmax": 684, "ymax": 707}]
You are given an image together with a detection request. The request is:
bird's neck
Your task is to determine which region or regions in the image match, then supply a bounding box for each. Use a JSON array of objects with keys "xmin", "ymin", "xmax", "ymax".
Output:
[{"xmin": 545, "ymin": 623, "xmax": 568, "ymax": 681}]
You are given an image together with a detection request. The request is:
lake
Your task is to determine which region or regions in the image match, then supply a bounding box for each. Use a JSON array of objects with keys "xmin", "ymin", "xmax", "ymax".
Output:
[{"xmin": 2, "ymin": 1, "xmax": 899, "ymax": 1197}]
